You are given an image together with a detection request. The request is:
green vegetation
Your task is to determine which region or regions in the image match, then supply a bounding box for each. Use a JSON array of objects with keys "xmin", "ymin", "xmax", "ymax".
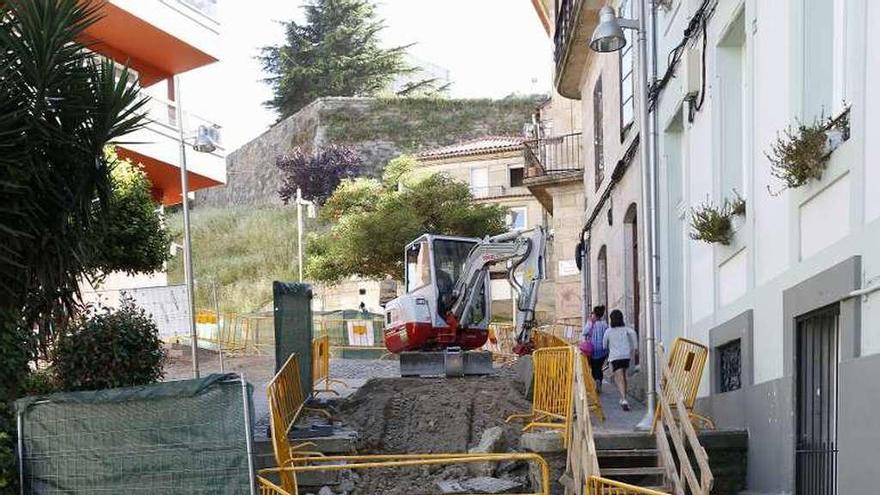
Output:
[
  {"xmin": 261, "ymin": 0, "xmax": 444, "ymax": 118},
  {"xmin": 766, "ymin": 111, "xmax": 849, "ymax": 192},
  {"xmin": 322, "ymin": 96, "xmax": 543, "ymax": 152},
  {"xmin": 166, "ymin": 206, "xmax": 304, "ymax": 314},
  {"xmin": 306, "ymin": 160, "xmax": 508, "ymax": 282},
  {"xmin": 689, "ymin": 193, "xmax": 746, "ymax": 246},
  {"xmin": 53, "ymin": 299, "xmax": 166, "ymax": 392}
]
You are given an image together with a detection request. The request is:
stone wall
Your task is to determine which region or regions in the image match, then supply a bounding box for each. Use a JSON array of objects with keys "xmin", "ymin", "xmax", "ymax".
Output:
[{"xmin": 196, "ymin": 96, "xmax": 543, "ymax": 208}]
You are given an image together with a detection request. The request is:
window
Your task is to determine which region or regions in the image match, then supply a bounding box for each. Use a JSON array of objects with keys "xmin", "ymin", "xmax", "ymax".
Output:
[
  {"xmin": 618, "ymin": 0, "xmax": 635, "ymax": 138},
  {"xmin": 405, "ymin": 240, "xmax": 432, "ymax": 292},
  {"xmin": 509, "ymin": 166, "xmax": 524, "ymax": 188},
  {"xmin": 470, "ymin": 167, "xmax": 489, "ymax": 198},
  {"xmin": 593, "ymin": 77, "xmax": 605, "ymax": 190},
  {"xmin": 507, "ymin": 207, "xmax": 527, "ymax": 230},
  {"xmin": 802, "ymin": 0, "xmax": 834, "ymax": 120},
  {"xmin": 597, "ymin": 245, "xmax": 608, "ymax": 312},
  {"xmin": 717, "ymin": 339, "xmax": 742, "ymax": 393},
  {"xmin": 719, "ymin": 10, "xmax": 745, "ymax": 197}
]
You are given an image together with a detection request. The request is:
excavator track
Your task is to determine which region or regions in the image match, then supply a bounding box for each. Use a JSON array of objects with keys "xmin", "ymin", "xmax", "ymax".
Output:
[{"xmin": 399, "ymin": 348, "xmax": 494, "ymax": 377}]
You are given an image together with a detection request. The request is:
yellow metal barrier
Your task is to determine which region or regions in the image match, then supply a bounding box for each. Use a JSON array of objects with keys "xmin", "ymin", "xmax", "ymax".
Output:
[
  {"xmin": 267, "ymin": 353, "xmax": 331, "ymax": 491},
  {"xmin": 586, "ymin": 476, "xmax": 669, "ymax": 494},
  {"xmin": 258, "ymin": 452, "xmax": 551, "ymax": 495},
  {"xmin": 507, "ymin": 345, "xmax": 575, "ymax": 447},
  {"xmin": 578, "ymin": 353, "xmax": 605, "ymax": 422},
  {"xmin": 311, "ymin": 335, "xmax": 346, "ymax": 397},
  {"xmin": 653, "ymin": 337, "xmax": 714, "ymax": 430}
]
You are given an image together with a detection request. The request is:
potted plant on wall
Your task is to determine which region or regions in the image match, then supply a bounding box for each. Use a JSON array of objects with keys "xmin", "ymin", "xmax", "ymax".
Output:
[
  {"xmin": 766, "ymin": 107, "xmax": 850, "ymax": 194},
  {"xmin": 689, "ymin": 192, "xmax": 746, "ymax": 246}
]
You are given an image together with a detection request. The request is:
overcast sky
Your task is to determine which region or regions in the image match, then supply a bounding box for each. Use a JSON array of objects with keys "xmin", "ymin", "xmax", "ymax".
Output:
[{"xmin": 181, "ymin": 0, "xmax": 553, "ymax": 151}]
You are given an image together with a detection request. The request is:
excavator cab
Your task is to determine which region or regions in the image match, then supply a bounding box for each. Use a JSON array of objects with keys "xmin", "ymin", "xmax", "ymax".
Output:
[{"xmin": 384, "ymin": 227, "xmax": 546, "ymax": 377}]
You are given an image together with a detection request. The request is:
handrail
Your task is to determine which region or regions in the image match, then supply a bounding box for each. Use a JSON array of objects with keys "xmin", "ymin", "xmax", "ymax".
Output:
[
  {"xmin": 654, "ymin": 345, "xmax": 714, "ymax": 495},
  {"xmin": 523, "ymin": 132, "xmax": 582, "ymax": 177},
  {"xmin": 586, "ymin": 476, "xmax": 670, "ymax": 494},
  {"xmin": 259, "ymin": 452, "xmax": 552, "ymax": 495},
  {"xmin": 563, "ymin": 348, "xmax": 600, "ymax": 495}
]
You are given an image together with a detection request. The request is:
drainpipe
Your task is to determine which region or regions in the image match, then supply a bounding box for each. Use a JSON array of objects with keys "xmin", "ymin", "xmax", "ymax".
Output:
[
  {"xmin": 634, "ymin": 0, "xmax": 659, "ymax": 431},
  {"xmin": 580, "ymin": 231, "xmax": 592, "ymax": 327}
]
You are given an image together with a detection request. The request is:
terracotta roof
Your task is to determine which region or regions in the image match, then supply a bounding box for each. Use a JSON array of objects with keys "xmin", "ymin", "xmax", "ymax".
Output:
[{"xmin": 416, "ymin": 136, "xmax": 525, "ymax": 161}]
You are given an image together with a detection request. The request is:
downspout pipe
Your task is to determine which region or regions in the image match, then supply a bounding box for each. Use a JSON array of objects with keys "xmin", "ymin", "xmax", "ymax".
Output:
[{"xmin": 634, "ymin": 0, "xmax": 659, "ymax": 431}]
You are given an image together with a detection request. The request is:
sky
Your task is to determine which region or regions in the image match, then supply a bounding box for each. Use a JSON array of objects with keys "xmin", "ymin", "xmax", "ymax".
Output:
[{"xmin": 181, "ymin": 0, "xmax": 554, "ymax": 152}]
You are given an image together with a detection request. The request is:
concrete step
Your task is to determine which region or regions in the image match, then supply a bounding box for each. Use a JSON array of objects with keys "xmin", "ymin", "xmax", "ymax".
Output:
[
  {"xmin": 597, "ymin": 448, "xmax": 659, "ymax": 469},
  {"xmin": 597, "ymin": 448, "xmax": 658, "ymax": 458},
  {"xmin": 601, "ymin": 467, "xmax": 666, "ymax": 477}
]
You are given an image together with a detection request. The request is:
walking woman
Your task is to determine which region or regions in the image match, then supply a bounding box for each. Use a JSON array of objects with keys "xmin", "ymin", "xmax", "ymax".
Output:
[
  {"xmin": 580, "ymin": 305, "xmax": 608, "ymax": 392},
  {"xmin": 602, "ymin": 309, "xmax": 638, "ymax": 411}
]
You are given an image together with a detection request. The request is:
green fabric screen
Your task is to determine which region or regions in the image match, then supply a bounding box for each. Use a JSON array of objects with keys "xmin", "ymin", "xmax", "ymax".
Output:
[{"xmin": 15, "ymin": 374, "xmax": 254, "ymax": 494}]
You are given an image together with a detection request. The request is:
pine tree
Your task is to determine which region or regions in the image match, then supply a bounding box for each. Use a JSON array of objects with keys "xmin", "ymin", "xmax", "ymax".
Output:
[{"xmin": 260, "ymin": 0, "xmax": 445, "ymax": 118}]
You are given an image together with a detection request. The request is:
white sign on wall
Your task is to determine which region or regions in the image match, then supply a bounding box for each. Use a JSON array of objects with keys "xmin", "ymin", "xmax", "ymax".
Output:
[
  {"xmin": 558, "ymin": 259, "xmax": 580, "ymax": 277},
  {"xmin": 347, "ymin": 320, "xmax": 375, "ymax": 347},
  {"xmin": 123, "ymin": 284, "xmax": 191, "ymax": 339}
]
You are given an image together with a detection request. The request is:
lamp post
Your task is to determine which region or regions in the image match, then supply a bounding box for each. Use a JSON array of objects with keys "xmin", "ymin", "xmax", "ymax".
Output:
[
  {"xmin": 294, "ymin": 187, "xmax": 316, "ymax": 281},
  {"xmin": 589, "ymin": 2, "xmax": 660, "ymax": 431},
  {"xmin": 175, "ymin": 76, "xmax": 219, "ymax": 379}
]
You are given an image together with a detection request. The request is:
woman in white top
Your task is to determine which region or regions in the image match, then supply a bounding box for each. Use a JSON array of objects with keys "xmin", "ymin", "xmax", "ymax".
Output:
[{"xmin": 602, "ymin": 309, "xmax": 638, "ymax": 411}]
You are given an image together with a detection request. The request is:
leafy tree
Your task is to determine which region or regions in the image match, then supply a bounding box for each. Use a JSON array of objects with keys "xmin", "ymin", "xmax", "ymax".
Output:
[
  {"xmin": 87, "ymin": 148, "xmax": 171, "ymax": 277},
  {"xmin": 306, "ymin": 162, "xmax": 508, "ymax": 282},
  {"xmin": 276, "ymin": 145, "xmax": 362, "ymax": 205},
  {"xmin": 52, "ymin": 299, "xmax": 166, "ymax": 392},
  {"xmin": 260, "ymin": 0, "xmax": 445, "ymax": 118}
]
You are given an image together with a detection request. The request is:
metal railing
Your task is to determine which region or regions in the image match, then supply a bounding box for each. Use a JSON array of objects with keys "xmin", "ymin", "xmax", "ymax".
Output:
[
  {"xmin": 310, "ymin": 335, "xmax": 346, "ymax": 396},
  {"xmin": 507, "ymin": 345, "xmax": 575, "ymax": 447},
  {"xmin": 524, "ymin": 132, "xmax": 583, "ymax": 178},
  {"xmin": 586, "ymin": 476, "xmax": 669, "ymax": 495},
  {"xmin": 653, "ymin": 344, "xmax": 714, "ymax": 495},
  {"xmin": 258, "ymin": 453, "xmax": 552, "ymax": 495},
  {"xmin": 553, "ymin": 0, "xmax": 577, "ymax": 71},
  {"xmin": 470, "ymin": 185, "xmax": 510, "ymax": 198},
  {"xmin": 565, "ymin": 348, "xmax": 601, "ymax": 495}
]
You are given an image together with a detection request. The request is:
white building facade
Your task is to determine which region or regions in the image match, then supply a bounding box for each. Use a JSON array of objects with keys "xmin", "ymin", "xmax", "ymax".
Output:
[{"xmin": 652, "ymin": 0, "xmax": 880, "ymax": 492}]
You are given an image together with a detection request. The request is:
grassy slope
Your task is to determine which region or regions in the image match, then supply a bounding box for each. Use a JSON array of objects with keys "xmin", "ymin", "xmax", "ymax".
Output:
[{"xmin": 166, "ymin": 206, "xmax": 302, "ymax": 314}]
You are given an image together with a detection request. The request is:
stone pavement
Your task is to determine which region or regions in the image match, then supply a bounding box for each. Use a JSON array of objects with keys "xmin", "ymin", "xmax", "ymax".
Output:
[{"xmin": 591, "ymin": 378, "xmax": 649, "ymax": 433}]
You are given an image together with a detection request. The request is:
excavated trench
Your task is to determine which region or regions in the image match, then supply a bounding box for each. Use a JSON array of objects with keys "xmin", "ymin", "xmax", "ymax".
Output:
[{"xmin": 324, "ymin": 372, "xmax": 566, "ymax": 495}]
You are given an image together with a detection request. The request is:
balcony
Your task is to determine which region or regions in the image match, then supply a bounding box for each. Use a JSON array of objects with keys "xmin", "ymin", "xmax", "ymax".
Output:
[
  {"xmin": 115, "ymin": 95, "xmax": 226, "ymax": 206},
  {"xmin": 553, "ymin": 0, "xmax": 603, "ymax": 99},
  {"xmin": 469, "ymin": 185, "xmax": 528, "ymax": 200},
  {"xmin": 523, "ymin": 132, "xmax": 583, "ymax": 212},
  {"xmin": 80, "ymin": 0, "xmax": 220, "ymax": 86}
]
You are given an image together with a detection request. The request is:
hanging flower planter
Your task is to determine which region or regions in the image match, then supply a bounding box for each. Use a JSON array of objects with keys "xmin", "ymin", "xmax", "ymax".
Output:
[
  {"xmin": 766, "ymin": 108, "xmax": 850, "ymax": 193},
  {"xmin": 689, "ymin": 193, "xmax": 746, "ymax": 246}
]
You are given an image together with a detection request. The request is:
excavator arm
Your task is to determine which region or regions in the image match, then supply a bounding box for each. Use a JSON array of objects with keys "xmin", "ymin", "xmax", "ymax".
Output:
[{"xmin": 447, "ymin": 227, "xmax": 547, "ymax": 345}]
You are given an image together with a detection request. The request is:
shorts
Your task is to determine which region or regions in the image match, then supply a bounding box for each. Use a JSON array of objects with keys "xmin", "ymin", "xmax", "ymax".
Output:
[{"xmin": 611, "ymin": 359, "xmax": 630, "ymax": 372}]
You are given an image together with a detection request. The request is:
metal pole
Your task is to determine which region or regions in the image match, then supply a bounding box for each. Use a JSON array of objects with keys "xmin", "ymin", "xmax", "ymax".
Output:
[
  {"xmin": 580, "ymin": 234, "xmax": 592, "ymax": 327},
  {"xmin": 239, "ymin": 374, "xmax": 256, "ymax": 495},
  {"xmin": 212, "ymin": 280, "xmax": 224, "ymax": 373},
  {"xmin": 175, "ymin": 76, "xmax": 200, "ymax": 379},
  {"xmin": 17, "ymin": 411, "xmax": 24, "ymax": 495},
  {"xmin": 296, "ymin": 187, "xmax": 304, "ymax": 281},
  {"xmin": 634, "ymin": 0, "xmax": 658, "ymax": 431}
]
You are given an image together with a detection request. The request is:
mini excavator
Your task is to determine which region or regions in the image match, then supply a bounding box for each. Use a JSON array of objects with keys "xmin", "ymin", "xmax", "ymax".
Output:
[{"xmin": 383, "ymin": 227, "xmax": 547, "ymax": 376}]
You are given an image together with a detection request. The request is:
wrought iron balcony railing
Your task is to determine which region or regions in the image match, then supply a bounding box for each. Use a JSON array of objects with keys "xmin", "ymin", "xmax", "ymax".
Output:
[
  {"xmin": 523, "ymin": 132, "xmax": 582, "ymax": 178},
  {"xmin": 553, "ymin": 0, "xmax": 578, "ymax": 72}
]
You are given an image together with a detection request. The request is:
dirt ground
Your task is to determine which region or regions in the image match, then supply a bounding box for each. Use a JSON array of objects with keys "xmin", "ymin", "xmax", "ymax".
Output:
[{"xmin": 332, "ymin": 372, "xmax": 567, "ymax": 495}]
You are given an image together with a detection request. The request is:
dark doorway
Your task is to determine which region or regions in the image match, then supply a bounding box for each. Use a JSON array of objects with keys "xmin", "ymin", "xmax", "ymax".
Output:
[
  {"xmin": 623, "ymin": 204, "xmax": 640, "ymax": 335},
  {"xmin": 795, "ymin": 304, "xmax": 839, "ymax": 495}
]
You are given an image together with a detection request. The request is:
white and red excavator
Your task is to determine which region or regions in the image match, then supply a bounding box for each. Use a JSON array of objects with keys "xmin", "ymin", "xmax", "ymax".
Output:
[{"xmin": 383, "ymin": 227, "xmax": 547, "ymax": 376}]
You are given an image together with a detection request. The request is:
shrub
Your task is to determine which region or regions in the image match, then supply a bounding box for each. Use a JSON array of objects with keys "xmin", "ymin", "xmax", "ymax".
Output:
[
  {"xmin": 0, "ymin": 403, "xmax": 14, "ymax": 493},
  {"xmin": 689, "ymin": 193, "xmax": 746, "ymax": 246},
  {"xmin": 53, "ymin": 299, "xmax": 166, "ymax": 392},
  {"xmin": 766, "ymin": 110, "xmax": 849, "ymax": 191}
]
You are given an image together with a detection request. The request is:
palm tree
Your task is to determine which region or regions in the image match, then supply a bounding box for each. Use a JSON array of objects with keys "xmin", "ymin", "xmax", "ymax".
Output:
[{"xmin": 0, "ymin": 0, "xmax": 148, "ymax": 379}]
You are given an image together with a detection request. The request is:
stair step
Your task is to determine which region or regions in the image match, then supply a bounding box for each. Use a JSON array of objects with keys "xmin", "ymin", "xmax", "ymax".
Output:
[
  {"xmin": 597, "ymin": 448, "xmax": 658, "ymax": 457},
  {"xmin": 601, "ymin": 467, "xmax": 666, "ymax": 476},
  {"xmin": 642, "ymin": 486, "xmax": 673, "ymax": 493}
]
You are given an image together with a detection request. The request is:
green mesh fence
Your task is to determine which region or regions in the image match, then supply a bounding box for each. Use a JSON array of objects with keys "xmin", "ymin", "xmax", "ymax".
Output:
[
  {"xmin": 15, "ymin": 374, "xmax": 255, "ymax": 494},
  {"xmin": 272, "ymin": 282, "xmax": 313, "ymax": 396}
]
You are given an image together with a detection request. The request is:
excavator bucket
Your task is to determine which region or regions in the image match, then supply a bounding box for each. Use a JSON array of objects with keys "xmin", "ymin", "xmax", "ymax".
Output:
[{"xmin": 399, "ymin": 348, "xmax": 495, "ymax": 377}]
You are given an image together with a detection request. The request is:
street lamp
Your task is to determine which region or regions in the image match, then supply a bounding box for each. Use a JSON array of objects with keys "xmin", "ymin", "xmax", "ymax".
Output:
[
  {"xmin": 294, "ymin": 187, "xmax": 316, "ymax": 281},
  {"xmin": 589, "ymin": 1, "xmax": 660, "ymax": 432},
  {"xmin": 175, "ymin": 76, "xmax": 217, "ymax": 379}
]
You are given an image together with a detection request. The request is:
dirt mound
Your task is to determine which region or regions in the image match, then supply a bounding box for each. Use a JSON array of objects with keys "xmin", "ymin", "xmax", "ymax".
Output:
[{"xmin": 332, "ymin": 374, "xmax": 565, "ymax": 494}]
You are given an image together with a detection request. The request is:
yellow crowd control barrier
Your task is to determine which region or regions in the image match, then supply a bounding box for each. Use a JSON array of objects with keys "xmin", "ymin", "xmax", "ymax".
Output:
[
  {"xmin": 310, "ymin": 335, "xmax": 346, "ymax": 397},
  {"xmin": 257, "ymin": 452, "xmax": 551, "ymax": 495},
  {"xmin": 506, "ymin": 345, "xmax": 575, "ymax": 447},
  {"xmin": 267, "ymin": 354, "xmax": 331, "ymax": 491},
  {"xmin": 653, "ymin": 337, "xmax": 715, "ymax": 430},
  {"xmin": 586, "ymin": 476, "xmax": 669, "ymax": 494},
  {"xmin": 578, "ymin": 353, "xmax": 605, "ymax": 422}
]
